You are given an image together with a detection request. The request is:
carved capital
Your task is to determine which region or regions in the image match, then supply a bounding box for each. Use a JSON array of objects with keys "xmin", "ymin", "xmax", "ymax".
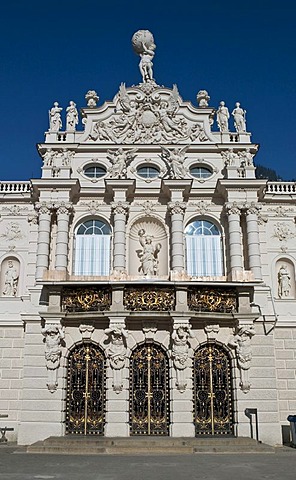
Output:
[
  {"xmin": 244, "ymin": 202, "xmax": 262, "ymax": 216},
  {"xmin": 168, "ymin": 201, "xmax": 186, "ymax": 215},
  {"xmin": 225, "ymin": 202, "xmax": 241, "ymax": 216},
  {"xmin": 55, "ymin": 202, "xmax": 73, "ymax": 216},
  {"xmin": 35, "ymin": 202, "xmax": 53, "ymax": 216},
  {"xmin": 111, "ymin": 201, "xmax": 129, "ymax": 216}
]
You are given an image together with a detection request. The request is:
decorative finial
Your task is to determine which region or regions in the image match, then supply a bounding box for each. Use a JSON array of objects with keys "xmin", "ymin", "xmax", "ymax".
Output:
[
  {"xmin": 196, "ymin": 90, "xmax": 210, "ymax": 108},
  {"xmin": 132, "ymin": 30, "xmax": 156, "ymax": 83},
  {"xmin": 85, "ymin": 90, "xmax": 99, "ymax": 108}
]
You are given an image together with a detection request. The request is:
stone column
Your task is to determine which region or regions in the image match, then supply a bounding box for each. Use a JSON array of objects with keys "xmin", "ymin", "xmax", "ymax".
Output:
[
  {"xmin": 226, "ymin": 203, "xmax": 243, "ymax": 280},
  {"xmin": 35, "ymin": 202, "xmax": 52, "ymax": 281},
  {"xmin": 168, "ymin": 201, "xmax": 186, "ymax": 272},
  {"xmin": 55, "ymin": 202, "xmax": 72, "ymax": 272},
  {"xmin": 111, "ymin": 202, "xmax": 129, "ymax": 274},
  {"xmin": 245, "ymin": 203, "xmax": 262, "ymax": 281}
]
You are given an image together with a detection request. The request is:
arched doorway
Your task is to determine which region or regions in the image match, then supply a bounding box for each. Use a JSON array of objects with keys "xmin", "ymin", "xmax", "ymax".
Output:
[
  {"xmin": 66, "ymin": 342, "xmax": 105, "ymax": 435},
  {"xmin": 130, "ymin": 343, "xmax": 170, "ymax": 436},
  {"xmin": 193, "ymin": 343, "xmax": 234, "ymax": 436}
]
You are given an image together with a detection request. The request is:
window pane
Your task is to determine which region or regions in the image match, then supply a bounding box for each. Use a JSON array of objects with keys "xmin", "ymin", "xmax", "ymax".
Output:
[
  {"xmin": 137, "ymin": 165, "xmax": 160, "ymax": 178},
  {"xmin": 190, "ymin": 166, "xmax": 212, "ymax": 179},
  {"xmin": 84, "ymin": 165, "xmax": 106, "ymax": 178}
]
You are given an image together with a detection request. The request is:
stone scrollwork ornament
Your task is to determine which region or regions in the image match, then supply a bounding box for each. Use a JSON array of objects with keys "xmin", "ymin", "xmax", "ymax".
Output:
[
  {"xmin": 41, "ymin": 324, "xmax": 65, "ymax": 393},
  {"xmin": 229, "ymin": 324, "xmax": 255, "ymax": 393},
  {"xmin": 104, "ymin": 324, "xmax": 129, "ymax": 394},
  {"xmin": 171, "ymin": 325, "xmax": 194, "ymax": 393}
]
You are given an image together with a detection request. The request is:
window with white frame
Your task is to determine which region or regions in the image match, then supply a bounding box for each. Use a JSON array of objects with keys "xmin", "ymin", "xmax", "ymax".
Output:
[
  {"xmin": 185, "ymin": 219, "xmax": 224, "ymax": 277},
  {"xmin": 74, "ymin": 219, "xmax": 111, "ymax": 276}
]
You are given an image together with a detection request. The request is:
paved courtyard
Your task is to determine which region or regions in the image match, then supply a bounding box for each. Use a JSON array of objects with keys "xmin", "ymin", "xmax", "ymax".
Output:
[{"xmin": 0, "ymin": 445, "xmax": 295, "ymax": 480}]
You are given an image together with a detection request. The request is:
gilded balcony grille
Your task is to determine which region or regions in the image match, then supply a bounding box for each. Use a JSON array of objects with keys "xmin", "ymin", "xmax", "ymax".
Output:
[
  {"xmin": 62, "ymin": 287, "xmax": 111, "ymax": 312},
  {"xmin": 124, "ymin": 287, "xmax": 175, "ymax": 311},
  {"xmin": 188, "ymin": 287, "xmax": 237, "ymax": 313}
]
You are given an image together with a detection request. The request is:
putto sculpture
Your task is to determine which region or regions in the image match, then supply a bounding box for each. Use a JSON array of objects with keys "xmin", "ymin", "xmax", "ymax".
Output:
[{"xmin": 132, "ymin": 30, "xmax": 156, "ymax": 83}]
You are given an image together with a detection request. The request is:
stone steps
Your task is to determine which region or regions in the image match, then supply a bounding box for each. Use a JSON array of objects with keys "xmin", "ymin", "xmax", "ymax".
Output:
[{"xmin": 27, "ymin": 436, "xmax": 275, "ymax": 455}]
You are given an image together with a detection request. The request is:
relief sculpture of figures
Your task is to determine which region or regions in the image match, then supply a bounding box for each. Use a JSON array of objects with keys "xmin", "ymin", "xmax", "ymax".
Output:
[
  {"xmin": 2, "ymin": 260, "xmax": 18, "ymax": 297},
  {"xmin": 160, "ymin": 145, "xmax": 190, "ymax": 179},
  {"xmin": 216, "ymin": 101, "xmax": 230, "ymax": 132},
  {"xmin": 104, "ymin": 325, "xmax": 129, "ymax": 393},
  {"xmin": 278, "ymin": 265, "xmax": 291, "ymax": 298},
  {"xmin": 66, "ymin": 101, "xmax": 78, "ymax": 131},
  {"xmin": 232, "ymin": 102, "xmax": 246, "ymax": 132},
  {"xmin": 171, "ymin": 325, "xmax": 194, "ymax": 392},
  {"xmin": 138, "ymin": 229, "xmax": 161, "ymax": 277},
  {"xmin": 132, "ymin": 30, "xmax": 156, "ymax": 83},
  {"xmin": 49, "ymin": 102, "xmax": 62, "ymax": 132},
  {"xmin": 41, "ymin": 324, "xmax": 65, "ymax": 393},
  {"xmin": 229, "ymin": 324, "xmax": 255, "ymax": 393},
  {"xmin": 107, "ymin": 147, "xmax": 138, "ymax": 178}
]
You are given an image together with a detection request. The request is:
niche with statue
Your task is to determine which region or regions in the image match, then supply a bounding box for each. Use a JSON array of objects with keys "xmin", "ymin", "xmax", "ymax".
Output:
[
  {"xmin": 276, "ymin": 258, "xmax": 295, "ymax": 299},
  {"xmin": 0, "ymin": 256, "xmax": 20, "ymax": 297},
  {"xmin": 128, "ymin": 217, "xmax": 168, "ymax": 278}
]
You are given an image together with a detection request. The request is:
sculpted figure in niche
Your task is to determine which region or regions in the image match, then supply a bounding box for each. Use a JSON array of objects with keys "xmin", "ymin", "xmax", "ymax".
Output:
[
  {"xmin": 171, "ymin": 325, "xmax": 194, "ymax": 392},
  {"xmin": 107, "ymin": 147, "xmax": 138, "ymax": 178},
  {"xmin": 66, "ymin": 101, "xmax": 78, "ymax": 131},
  {"xmin": 216, "ymin": 101, "xmax": 230, "ymax": 132},
  {"xmin": 41, "ymin": 324, "xmax": 65, "ymax": 393},
  {"xmin": 278, "ymin": 264, "xmax": 291, "ymax": 298},
  {"xmin": 49, "ymin": 102, "xmax": 62, "ymax": 131},
  {"xmin": 138, "ymin": 229, "xmax": 162, "ymax": 277},
  {"xmin": 3, "ymin": 260, "xmax": 18, "ymax": 297},
  {"xmin": 232, "ymin": 102, "xmax": 246, "ymax": 132},
  {"xmin": 104, "ymin": 325, "xmax": 128, "ymax": 393},
  {"xmin": 160, "ymin": 145, "xmax": 189, "ymax": 179},
  {"xmin": 229, "ymin": 324, "xmax": 255, "ymax": 393}
]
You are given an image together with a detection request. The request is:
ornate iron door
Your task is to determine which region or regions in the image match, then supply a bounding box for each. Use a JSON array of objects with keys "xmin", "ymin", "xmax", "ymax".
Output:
[
  {"xmin": 66, "ymin": 343, "xmax": 105, "ymax": 435},
  {"xmin": 194, "ymin": 344, "xmax": 233, "ymax": 436},
  {"xmin": 130, "ymin": 344, "xmax": 169, "ymax": 435}
]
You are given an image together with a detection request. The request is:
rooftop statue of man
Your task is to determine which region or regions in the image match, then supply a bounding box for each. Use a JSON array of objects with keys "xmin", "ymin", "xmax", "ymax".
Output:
[{"xmin": 132, "ymin": 30, "xmax": 156, "ymax": 83}]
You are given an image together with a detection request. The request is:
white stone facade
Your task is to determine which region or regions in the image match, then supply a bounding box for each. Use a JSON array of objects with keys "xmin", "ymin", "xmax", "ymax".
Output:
[{"xmin": 0, "ymin": 31, "xmax": 296, "ymax": 446}]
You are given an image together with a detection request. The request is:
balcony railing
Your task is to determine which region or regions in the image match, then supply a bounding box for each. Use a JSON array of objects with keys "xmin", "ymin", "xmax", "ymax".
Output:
[
  {"xmin": 0, "ymin": 181, "xmax": 31, "ymax": 193},
  {"xmin": 265, "ymin": 182, "xmax": 296, "ymax": 195}
]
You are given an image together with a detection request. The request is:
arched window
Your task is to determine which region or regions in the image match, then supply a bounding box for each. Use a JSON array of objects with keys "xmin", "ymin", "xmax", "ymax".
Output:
[
  {"xmin": 74, "ymin": 219, "xmax": 111, "ymax": 276},
  {"xmin": 185, "ymin": 219, "xmax": 224, "ymax": 277}
]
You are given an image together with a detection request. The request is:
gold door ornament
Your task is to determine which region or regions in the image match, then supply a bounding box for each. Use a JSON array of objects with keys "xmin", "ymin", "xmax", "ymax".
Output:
[
  {"xmin": 130, "ymin": 344, "xmax": 169, "ymax": 435},
  {"xmin": 66, "ymin": 343, "xmax": 105, "ymax": 435},
  {"xmin": 193, "ymin": 344, "xmax": 233, "ymax": 436}
]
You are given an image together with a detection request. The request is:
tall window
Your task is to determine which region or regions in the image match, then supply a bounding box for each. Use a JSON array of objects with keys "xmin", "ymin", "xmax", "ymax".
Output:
[
  {"xmin": 74, "ymin": 219, "xmax": 111, "ymax": 276},
  {"xmin": 185, "ymin": 219, "xmax": 224, "ymax": 277}
]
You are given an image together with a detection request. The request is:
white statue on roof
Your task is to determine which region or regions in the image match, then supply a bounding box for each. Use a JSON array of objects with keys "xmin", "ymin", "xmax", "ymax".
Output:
[
  {"xmin": 232, "ymin": 102, "xmax": 247, "ymax": 132},
  {"xmin": 217, "ymin": 101, "xmax": 230, "ymax": 132},
  {"xmin": 49, "ymin": 102, "xmax": 62, "ymax": 132},
  {"xmin": 132, "ymin": 30, "xmax": 156, "ymax": 83}
]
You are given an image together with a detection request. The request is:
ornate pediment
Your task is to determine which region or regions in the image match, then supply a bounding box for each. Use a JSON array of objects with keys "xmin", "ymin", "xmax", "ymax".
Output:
[{"xmin": 80, "ymin": 83, "xmax": 216, "ymax": 145}]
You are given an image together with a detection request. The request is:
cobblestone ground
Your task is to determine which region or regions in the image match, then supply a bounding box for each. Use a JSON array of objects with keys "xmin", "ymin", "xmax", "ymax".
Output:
[{"xmin": 0, "ymin": 445, "xmax": 295, "ymax": 480}]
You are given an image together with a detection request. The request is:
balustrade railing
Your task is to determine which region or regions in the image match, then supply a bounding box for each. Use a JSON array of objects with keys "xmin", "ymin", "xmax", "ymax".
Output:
[
  {"xmin": 265, "ymin": 182, "xmax": 296, "ymax": 194},
  {"xmin": 0, "ymin": 181, "xmax": 31, "ymax": 193}
]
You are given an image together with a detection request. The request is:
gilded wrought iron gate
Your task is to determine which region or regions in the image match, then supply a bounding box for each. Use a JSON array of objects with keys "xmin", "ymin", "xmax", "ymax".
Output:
[
  {"xmin": 130, "ymin": 343, "xmax": 169, "ymax": 435},
  {"xmin": 193, "ymin": 344, "xmax": 233, "ymax": 436},
  {"xmin": 66, "ymin": 343, "xmax": 105, "ymax": 435}
]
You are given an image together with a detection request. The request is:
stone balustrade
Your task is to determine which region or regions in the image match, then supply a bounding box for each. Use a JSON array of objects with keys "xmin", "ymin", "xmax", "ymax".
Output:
[
  {"xmin": 0, "ymin": 181, "xmax": 31, "ymax": 193},
  {"xmin": 265, "ymin": 182, "xmax": 296, "ymax": 195}
]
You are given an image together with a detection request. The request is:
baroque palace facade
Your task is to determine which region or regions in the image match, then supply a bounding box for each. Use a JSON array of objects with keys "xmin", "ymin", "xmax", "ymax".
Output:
[{"xmin": 0, "ymin": 30, "xmax": 296, "ymax": 446}]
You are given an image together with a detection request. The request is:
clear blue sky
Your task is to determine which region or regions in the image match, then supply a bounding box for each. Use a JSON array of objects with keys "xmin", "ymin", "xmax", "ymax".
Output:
[{"xmin": 1, "ymin": 0, "xmax": 295, "ymax": 181}]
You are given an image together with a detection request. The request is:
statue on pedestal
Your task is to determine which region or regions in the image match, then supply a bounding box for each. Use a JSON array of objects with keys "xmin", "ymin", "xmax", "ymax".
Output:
[
  {"xmin": 49, "ymin": 102, "xmax": 62, "ymax": 132},
  {"xmin": 132, "ymin": 30, "xmax": 156, "ymax": 83},
  {"xmin": 232, "ymin": 102, "xmax": 246, "ymax": 132},
  {"xmin": 278, "ymin": 265, "xmax": 291, "ymax": 298},
  {"xmin": 216, "ymin": 101, "xmax": 230, "ymax": 132},
  {"xmin": 3, "ymin": 260, "xmax": 18, "ymax": 297},
  {"xmin": 66, "ymin": 101, "xmax": 78, "ymax": 131}
]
